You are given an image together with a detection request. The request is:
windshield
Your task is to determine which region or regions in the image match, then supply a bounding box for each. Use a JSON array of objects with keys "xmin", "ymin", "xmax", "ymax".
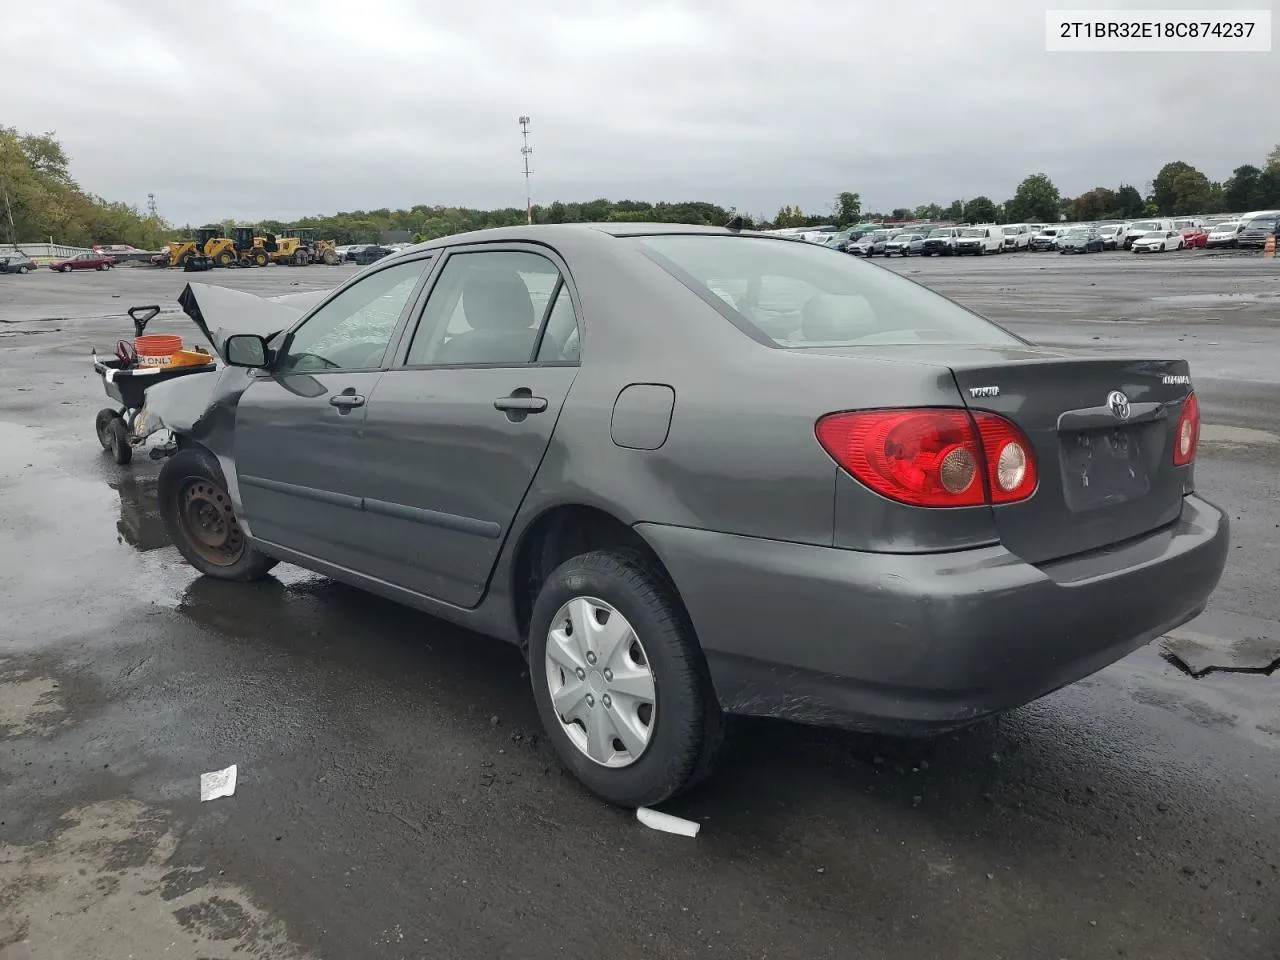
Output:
[
  {"xmin": 1212, "ymin": 222, "xmax": 1239, "ymax": 232},
  {"xmin": 635, "ymin": 235, "xmax": 1021, "ymax": 348},
  {"xmin": 1065, "ymin": 228, "xmax": 1088, "ymax": 235},
  {"xmin": 1246, "ymin": 216, "xmax": 1277, "ymax": 229},
  {"xmin": 960, "ymin": 228, "xmax": 985, "ymax": 237},
  {"xmin": 1002, "ymin": 226, "xmax": 1020, "ymax": 235},
  {"xmin": 1131, "ymin": 221, "xmax": 1159, "ymax": 230},
  {"xmin": 927, "ymin": 229, "xmax": 951, "ymax": 238},
  {"xmin": 1039, "ymin": 229, "xmax": 1057, "ymax": 236}
]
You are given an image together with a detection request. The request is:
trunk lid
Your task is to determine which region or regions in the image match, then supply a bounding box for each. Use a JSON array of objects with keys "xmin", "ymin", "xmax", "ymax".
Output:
[
  {"xmin": 823, "ymin": 344, "xmax": 1193, "ymax": 564},
  {"xmin": 947, "ymin": 347, "xmax": 1191, "ymax": 563}
]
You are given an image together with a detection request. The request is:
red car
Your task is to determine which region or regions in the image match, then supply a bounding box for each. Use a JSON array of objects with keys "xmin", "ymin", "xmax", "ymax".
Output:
[
  {"xmin": 1180, "ymin": 226, "xmax": 1208, "ymax": 249},
  {"xmin": 51, "ymin": 252, "xmax": 116, "ymax": 272}
]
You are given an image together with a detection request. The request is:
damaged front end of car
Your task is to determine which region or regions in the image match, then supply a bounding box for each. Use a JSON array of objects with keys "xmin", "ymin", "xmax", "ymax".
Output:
[{"xmin": 135, "ymin": 281, "xmax": 309, "ymax": 460}]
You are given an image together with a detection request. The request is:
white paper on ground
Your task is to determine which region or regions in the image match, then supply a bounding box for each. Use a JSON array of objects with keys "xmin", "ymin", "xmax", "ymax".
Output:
[
  {"xmin": 200, "ymin": 764, "xmax": 238, "ymax": 802},
  {"xmin": 636, "ymin": 806, "xmax": 700, "ymax": 837}
]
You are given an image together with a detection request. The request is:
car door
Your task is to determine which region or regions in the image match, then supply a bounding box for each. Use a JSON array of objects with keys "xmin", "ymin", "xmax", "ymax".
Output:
[
  {"xmin": 356, "ymin": 245, "xmax": 582, "ymax": 607},
  {"xmin": 231, "ymin": 255, "xmax": 435, "ymax": 567}
]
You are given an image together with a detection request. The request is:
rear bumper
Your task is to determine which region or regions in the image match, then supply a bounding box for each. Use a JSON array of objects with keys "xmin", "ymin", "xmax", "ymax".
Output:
[{"xmin": 638, "ymin": 495, "xmax": 1228, "ymax": 734}]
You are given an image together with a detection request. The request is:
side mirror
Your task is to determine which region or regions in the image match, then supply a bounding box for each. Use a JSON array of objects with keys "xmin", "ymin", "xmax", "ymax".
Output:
[{"xmin": 224, "ymin": 334, "xmax": 271, "ymax": 368}]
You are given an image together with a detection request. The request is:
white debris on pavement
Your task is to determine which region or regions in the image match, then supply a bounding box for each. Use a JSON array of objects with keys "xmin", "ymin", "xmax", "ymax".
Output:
[
  {"xmin": 636, "ymin": 807, "xmax": 700, "ymax": 837},
  {"xmin": 200, "ymin": 764, "xmax": 238, "ymax": 802}
]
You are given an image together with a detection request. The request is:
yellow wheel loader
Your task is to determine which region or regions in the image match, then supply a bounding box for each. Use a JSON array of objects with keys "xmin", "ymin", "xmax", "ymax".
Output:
[
  {"xmin": 164, "ymin": 227, "xmax": 218, "ymax": 270},
  {"xmin": 205, "ymin": 227, "xmax": 270, "ymax": 267}
]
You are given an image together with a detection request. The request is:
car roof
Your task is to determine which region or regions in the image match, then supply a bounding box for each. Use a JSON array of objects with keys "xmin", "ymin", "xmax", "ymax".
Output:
[{"xmin": 396, "ymin": 222, "xmax": 739, "ymax": 257}]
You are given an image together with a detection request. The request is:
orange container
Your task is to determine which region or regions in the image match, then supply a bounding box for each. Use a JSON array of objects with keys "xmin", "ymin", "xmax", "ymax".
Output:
[{"xmin": 135, "ymin": 334, "xmax": 183, "ymax": 366}]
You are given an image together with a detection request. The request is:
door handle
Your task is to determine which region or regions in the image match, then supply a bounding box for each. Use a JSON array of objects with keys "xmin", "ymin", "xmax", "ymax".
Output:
[
  {"xmin": 493, "ymin": 396, "xmax": 547, "ymax": 413},
  {"xmin": 329, "ymin": 394, "xmax": 365, "ymax": 410}
]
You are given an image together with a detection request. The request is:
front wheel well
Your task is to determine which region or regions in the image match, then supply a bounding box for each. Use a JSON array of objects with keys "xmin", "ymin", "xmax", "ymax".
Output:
[{"xmin": 511, "ymin": 505, "xmax": 678, "ymax": 644}]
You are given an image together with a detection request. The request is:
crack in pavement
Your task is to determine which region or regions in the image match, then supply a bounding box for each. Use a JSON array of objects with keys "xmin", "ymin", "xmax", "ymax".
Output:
[{"xmin": 1161, "ymin": 651, "xmax": 1280, "ymax": 680}]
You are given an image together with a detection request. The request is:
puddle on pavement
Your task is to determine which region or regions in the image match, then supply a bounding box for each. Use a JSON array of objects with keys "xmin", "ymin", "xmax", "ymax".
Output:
[
  {"xmin": 109, "ymin": 473, "xmax": 170, "ymax": 552},
  {"xmin": 0, "ymin": 800, "xmax": 313, "ymax": 958}
]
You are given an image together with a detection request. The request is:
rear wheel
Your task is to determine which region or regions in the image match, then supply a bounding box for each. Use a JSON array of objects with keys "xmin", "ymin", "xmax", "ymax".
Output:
[
  {"xmin": 216, "ymin": 250, "xmax": 235, "ymax": 267},
  {"xmin": 294, "ymin": 248, "xmax": 308, "ymax": 266},
  {"xmin": 252, "ymin": 251, "xmax": 268, "ymax": 267},
  {"xmin": 158, "ymin": 447, "xmax": 278, "ymax": 580},
  {"xmin": 95, "ymin": 408, "xmax": 122, "ymax": 450},
  {"xmin": 528, "ymin": 550, "xmax": 724, "ymax": 807},
  {"xmin": 321, "ymin": 247, "xmax": 338, "ymax": 265}
]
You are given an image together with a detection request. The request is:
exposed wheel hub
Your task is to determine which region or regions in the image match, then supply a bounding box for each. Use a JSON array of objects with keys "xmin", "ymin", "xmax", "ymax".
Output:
[{"xmin": 178, "ymin": 479, "xmax": 244, "ymax": 566}]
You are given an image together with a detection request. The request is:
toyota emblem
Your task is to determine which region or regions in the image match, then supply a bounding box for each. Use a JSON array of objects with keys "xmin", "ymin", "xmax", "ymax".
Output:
[{"xmin": 1107, "ymin": 390, "xmax": 1131, "ymax": 421}]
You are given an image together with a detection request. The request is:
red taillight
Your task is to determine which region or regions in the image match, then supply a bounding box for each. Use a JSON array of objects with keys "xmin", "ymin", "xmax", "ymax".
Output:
[
  {"xmin": 815, "ymin": 408, "xmax": 1038, "ymax": 508},
  {"xmin": 1173, "ymin": 392, "xmax": 1199, "ymax": 465},
  {"xmin": 971, "ymin": 412, "xmax": 1038, "ymax": 503}
]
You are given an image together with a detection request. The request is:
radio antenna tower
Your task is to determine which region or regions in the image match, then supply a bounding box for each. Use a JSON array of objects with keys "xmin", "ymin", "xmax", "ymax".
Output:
[
  {"xmin": 147, "ymin": 193, "xmax": 159, "ymax": 218},
  {"xmin": 518, "ymin": 116, "xmax": 533, "ymax": 224}
]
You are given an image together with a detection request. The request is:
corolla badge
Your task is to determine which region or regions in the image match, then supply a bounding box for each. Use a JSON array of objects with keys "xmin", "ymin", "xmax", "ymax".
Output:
[{"xmin": 1107, "ymin": 390, "xmax": 1131, "ymax": 420}]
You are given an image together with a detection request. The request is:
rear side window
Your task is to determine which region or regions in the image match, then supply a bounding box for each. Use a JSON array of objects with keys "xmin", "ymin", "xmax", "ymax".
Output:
[{"xmin": 636, "ymin": 235, "xmax": 1022, "ymax": 348}]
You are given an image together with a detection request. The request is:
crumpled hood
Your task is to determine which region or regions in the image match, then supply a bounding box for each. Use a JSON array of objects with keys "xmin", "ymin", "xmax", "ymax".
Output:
[{"xmin": 177, "ymin": 282, "xmax": 310, "ymax": 359}]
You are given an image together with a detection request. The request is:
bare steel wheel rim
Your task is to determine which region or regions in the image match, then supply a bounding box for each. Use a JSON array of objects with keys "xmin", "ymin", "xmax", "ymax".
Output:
[
  {"xmin": 544, "ymin": 596, "xmax": 657, "ymax": 768},
  {"xmin": 177, "ymin": 478, "xmax": 245, "ymax": 566}
]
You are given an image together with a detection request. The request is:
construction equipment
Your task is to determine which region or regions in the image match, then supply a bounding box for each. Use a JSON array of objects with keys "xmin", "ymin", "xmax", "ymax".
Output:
[
  {"xmin": 205, "ymin": 227, "xmax": 270, "ymax": 267},
  {"xmin": 162, "ymin": 227, "xmax": 218, "ymax": 270},
  {"xmin": 271, "ymin": 228, "xmax": 340, "ymax": 266}
]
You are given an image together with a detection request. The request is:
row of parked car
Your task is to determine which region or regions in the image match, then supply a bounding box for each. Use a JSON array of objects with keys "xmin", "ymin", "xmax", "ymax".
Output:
[
  {"xmin": 818, "ymin": 209, "xmax": 1279, "ymax": 260},
  {"xmin": 0, "ymin": 250, "xmax": 120, "ymax": 274}
]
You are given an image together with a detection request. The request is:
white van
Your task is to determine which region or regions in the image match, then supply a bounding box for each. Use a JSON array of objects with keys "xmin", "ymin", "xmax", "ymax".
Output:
[
  {"xmin": 1096, "ymin": 223, "xmax": 1126, "ymax": 250},
  {"xmin": 999, "ymin": 224, "xmax": 1033, "ymax": 251},
  {"xmin": 954, "ymin": 225, "xmax": 1004, "ymax": 255},
  {"xmin": 1122, "ymin": 218, "xmax": 1174, "ymax": 249}
]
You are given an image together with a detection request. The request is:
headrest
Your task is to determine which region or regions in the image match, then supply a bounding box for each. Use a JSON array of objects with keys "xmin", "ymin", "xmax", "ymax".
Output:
[
  {"xmin": 462, "ymin": 274, "xmax": 535, "ymax": 331},
  {"xmin": 800, "ymin": 293, "xmax": 877, "ymax": 343}
]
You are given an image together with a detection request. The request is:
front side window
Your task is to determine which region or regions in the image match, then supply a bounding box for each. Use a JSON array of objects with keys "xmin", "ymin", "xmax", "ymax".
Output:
[
  {"xmin": 277, "ymin": 258, "xmax": 430, "ymax": 373},
  {"xmin": 637, "ymin": 234, "xmax": 1022, "ymax": 348},
  {"xmin": 406, "ymin": 250, "xmax": 562, "ymax": 366}
]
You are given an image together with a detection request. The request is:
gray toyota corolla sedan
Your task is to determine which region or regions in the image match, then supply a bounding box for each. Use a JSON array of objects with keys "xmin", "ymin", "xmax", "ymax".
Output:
[{"xmin": 141, "ymin": 223, "xmax": 1229, "ymax": 807}]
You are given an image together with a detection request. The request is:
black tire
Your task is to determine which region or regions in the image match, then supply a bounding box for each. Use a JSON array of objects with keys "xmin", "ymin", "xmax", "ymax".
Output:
[
  {"xmin": 216, "ymin": 251, "xmax": 234, "ymax": 268},
  {"xmin": 294, "ymin": 249, "xmax": 308, "ymax": 266},
  {"xmin": 95, "ymin": 408, "xmax": 121, "ymax": 450},
  {"xmin": 106, "ymin": 417, "xmax": 132, "ymax": 464},
  {"xmin": 18, "ymin": 265, "xmax": 28, "ymax": 274},
  {"xmin": 528, "ymin": 549, "xmax": 724, "ymax": 807},
  {"xmin": 157, "ymin": 446, "xmax": 278, "ymax": 581}
]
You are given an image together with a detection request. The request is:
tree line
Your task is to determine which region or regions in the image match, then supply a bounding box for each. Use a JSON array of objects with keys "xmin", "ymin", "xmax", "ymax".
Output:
[
  {"xmin": 5, "ymin": 126, "xmax": 1279, "ymax": 249},
  {"xmin": 0, "ymin": 126, "xmax": 170, "ymax": 249}
]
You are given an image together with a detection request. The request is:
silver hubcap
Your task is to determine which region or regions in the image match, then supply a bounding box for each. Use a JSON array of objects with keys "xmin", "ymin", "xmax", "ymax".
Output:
[{"xmin": 544, "ymin": 596, "xmax": 656, "ymax": 768}]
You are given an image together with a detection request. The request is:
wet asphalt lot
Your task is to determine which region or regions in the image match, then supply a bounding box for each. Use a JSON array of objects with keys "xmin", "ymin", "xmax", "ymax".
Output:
[{"xmin": 1, "ymin": 252, "xmax": 1277, "ymax": 960}]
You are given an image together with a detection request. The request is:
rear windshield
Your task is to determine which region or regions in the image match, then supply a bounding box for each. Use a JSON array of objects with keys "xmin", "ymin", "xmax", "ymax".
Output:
[{"xmin": 635, "ymin": 235, "xmax": 1022, "ymax": 348}]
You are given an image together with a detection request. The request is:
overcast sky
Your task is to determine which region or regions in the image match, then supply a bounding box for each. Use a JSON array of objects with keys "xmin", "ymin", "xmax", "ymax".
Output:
[{"xmin": 2, "ymin": 0, "xmax": 1274, "ymax": 224}]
